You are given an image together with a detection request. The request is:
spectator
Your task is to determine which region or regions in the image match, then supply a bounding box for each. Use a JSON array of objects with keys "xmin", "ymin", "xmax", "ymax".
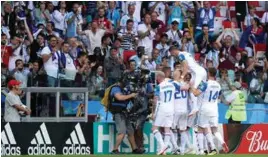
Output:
[
  {"xmin": 244, "ymin": 5, "xmax": 259, "ymax": 27},
  {"xmin": 60, "ymin": 42, "xmax": 77, "ymax": 87},
  {"xmin": 248, "ymin": 72, "xmax": 265, "ymax": 103},
  {"xmin": 129, "ymin": 46, "xmax": 145, "ymax": 69},
  {"xmin": 149, "ymin": 2, "xmax": 168, "ymax": 24},
  {"xmin": 195, "ymin": 1, "xmax": 221, "ymax": 40},
  {"xmin": 206, "ymin": 39, "xmax": 220, "ymax": 68},
  {"xmin": 113, "ymin": 38, "xmax": 124, "ymax": 60},
  {"xmin": 41, "ymin": 35, "xmax": 60, "ymax": 87},
  {"xmin": 217, "ymin": 69, "xmax": 233, "ymax": 98},
  {"xmin": 10, "ymin": 59, "xmax": 29, "ymax": 88},
  {"xmin": 151, "ymin": 48, "xmax": 161, "ymax": 65},
  {"xmin": 4, "ymin": 80, "xmax": 31, "ymax": 122},
  {"xmin": 234, "ymin": 52, "xmax": 245, "ymax": 78},
  {"xmin": 196, "ymin": 24, "xmax": 213, "ymax": 55},
  {"xmin": 120, "ymin": 3, "xmax": 139, "ymax": 31},
  {"xmin": 74, "ymin": 52, "xmax": 89, "ymax": 87},
  {"xmin": 166, "ymin": 19, "xmax": 182, "ymax": 45},
  {"xmin": 2, "ymin": 2, "xmax": 16, "ymax": 36},
  {"xmin": 217, "ymin": 28, "xmax": 240, "ymax": 70},
  {"xmin": 137, "ymin": 13, "xmax": 155, "ymax": 57},
  {"xmin": 95, "ymin": 7, "xmax": 112, "ymax": 31},
  {"xmin": 107, "ymin": 1, "xmax": 121, "ymax": 30},
  {"xmin": 33, "ymin": 2, "xmax": 51, "ymax": 25},
  {"xmin": 8, "ymin": 34, "xmax": 25, "ymax": 72},
  {"xmin": 248, "ymin": 18, "xmax": 265, "ymax": 46},
  {"xmin": 224, "ymin": 81, "xmax": 247, "ymax": 124},
  {"xmin": 29, "ymin": 33, "xmax": 46, "ymax": 65},
  {"xmin": 80, "ymin": 21, "xmax": 107, "ymax": 55},
  {"xmin": 87, "ymin": 65, "xmax": 105, "ymax": 95},
  {"xmin": 151, "ymin": 11, "xmax": 166, "ymax": 38},
  {"xmin": 1, "ymin": 64, "xmax": 10, "ymax": 87},
  {"xmin": 104, "ymin": 47, "xmax": 125, "ymax": 86},
  {"xmin": 67, "ymin": 37, "xmax": 81, "ymax": 59},
  {"xmin": 180, "ymin": 1, "xmax": 195, "ymax": 31},
  {"xmin": 46, "ymin": 21, "xmax": 60, "ymax": 38},
  {"xmin": 65, "ymin": 3, "xmax": 83, "ymax": 38},
  {"xmin": 100, "ymin": 35, "xmax": 111, "ymax": 59},
  {"xmin": 52, "ymin": 1, "xmax": 67, "ymax": 38},
  {"xmin": 122, "ymin": 2, "xmax": 143, "ymax": 22},
  {"xmin": 27, "ymin": 60, "xmax": 47, "ymax": 87},
  {"xmin": 167, "ymin": 2, "xmax": 185, "ymax": 30},
  {"xmin": 161, "ymin": 56, "xmax": 169, "ymax": 68},
  {"xmin": 156, "ymin": 33, "xmax": 169, "ymax": 57},
  {"xmin": 181, "ymin": 31, "xmax": 198, "ymax": 56},
  {"xmin": 118, "ymin": 19, "xmax": 138, "ymax": 50},
  {"xmin": 1, "ymin": 33, "xmax": 12, "ymax": 68}
]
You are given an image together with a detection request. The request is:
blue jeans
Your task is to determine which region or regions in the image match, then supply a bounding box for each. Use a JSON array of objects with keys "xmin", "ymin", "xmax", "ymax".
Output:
[{"xmin": 47, "ymin": 76, "xmax": 57, "ymax": 87}]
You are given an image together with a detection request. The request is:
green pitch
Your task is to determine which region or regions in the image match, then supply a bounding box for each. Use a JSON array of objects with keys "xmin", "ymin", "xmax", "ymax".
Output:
[{"xmin": 21, "ymin": 155, "xmax": 268, "ymax": 157}]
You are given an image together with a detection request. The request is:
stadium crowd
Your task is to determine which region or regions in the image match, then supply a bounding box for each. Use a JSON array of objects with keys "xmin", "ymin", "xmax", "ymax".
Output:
[{"xmin": 1, "ymin": 1, "xmax": 268, "ymax": 113}]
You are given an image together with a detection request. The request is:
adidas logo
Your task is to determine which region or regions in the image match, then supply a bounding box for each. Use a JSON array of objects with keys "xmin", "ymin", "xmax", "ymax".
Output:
[
  {"xmin": 62, "ymin": 123, "xmax": 90, "ymax": 155},
  {"xmin": 27, "ymin": 123, "xmax": 56, "ymax": 155},
  {"xmin": 1, "ymin": 123, "xmax": 21, "ymax": 155}
]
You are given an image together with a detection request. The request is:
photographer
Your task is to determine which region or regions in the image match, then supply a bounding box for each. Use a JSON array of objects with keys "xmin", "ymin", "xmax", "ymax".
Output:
[
  {"xmin": 4, "ymin": 79, "xmax": 31, "ymax": 122},
  {"xmin": 110, "ymin": 78, "xmax": 143, "ymax": 154}
]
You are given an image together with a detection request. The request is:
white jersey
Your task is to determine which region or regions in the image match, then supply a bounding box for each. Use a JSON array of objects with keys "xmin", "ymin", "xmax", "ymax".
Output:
[
  {"xmin": 154, "ymin": 80, "xmax": 176, "ymax": 115},
  {"xmin": 178, "ymin": 51, "xmax": 203, "ymax": 74},
  {"xmin": 172, "ymin": 81, "xmax": 188, "ymax": 113},
  {"xmin": 199, "ymin": 80, "xmax": 221, "ymax": 117}
]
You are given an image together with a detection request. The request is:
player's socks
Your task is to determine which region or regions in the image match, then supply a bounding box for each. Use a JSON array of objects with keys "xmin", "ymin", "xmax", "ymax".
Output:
[
  {"xmin": 197, "ymin": 132, "xmax": 204, "ymax": 153},
  {"xmin": 186, "ymin": 129, "xmax": 192, "ymax": 148},
  {"xmin": 213, "ymin": 131, "xmax": 224, "ymax": 145},
  {"xmin": 204, "ymin": 137, "xmax": 209, "ymax": 153},
  {"xmin": 180, "ymin": 131, "xmax": 188, "ymax": 154},
  {"xmin": 170, "ymin": 130, "xmax": 179, "ymax": 150},
  {"xmin": 164, "ymin": 132, "xmax": 171, "ymax": 147},
  {"xmin": 193, "ymin": 131, "xmax": 200, "ymax": 154},
  {"xmin": 153, "ymin": 130, "xmax": 165, "ymax": 148},
  {"xmin": 205, "ymin": 133, "xmax": 216, "ymax": 150},
  {"xmin": 213, "ymin": 132, "xmax": 229, "ymax": 152}
]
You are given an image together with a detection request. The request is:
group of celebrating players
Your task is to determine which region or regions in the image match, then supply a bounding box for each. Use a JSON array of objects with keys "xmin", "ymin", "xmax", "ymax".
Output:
[{"xmin": 152, "ymin": 47, "xmax": 229, "ymax": 155}]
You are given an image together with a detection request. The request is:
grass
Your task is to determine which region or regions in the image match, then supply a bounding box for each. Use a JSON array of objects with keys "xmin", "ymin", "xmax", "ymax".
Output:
[{"xmin": 20, "ymin": 155, "xmax": 268, "ymax": 157}]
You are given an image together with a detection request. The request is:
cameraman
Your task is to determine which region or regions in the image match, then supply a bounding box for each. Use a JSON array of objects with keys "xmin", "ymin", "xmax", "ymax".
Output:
[{"xmin": 110, "ymin": 79, "xmax": 143, "ymax": 154}]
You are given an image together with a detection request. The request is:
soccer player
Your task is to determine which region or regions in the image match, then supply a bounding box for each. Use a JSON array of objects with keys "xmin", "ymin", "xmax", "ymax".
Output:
[
  {"xmin": 191, "ymin": 67, "xmax": 229, "ymax": 155},
  {"xmin": 152, "ymin": 71, "xmax": 176, "ymax": 155},
  {"xmin": 170, "ymin": 47, "xmax": 207, "ymax": 117},
  {"xmin": 170, "ymin": 69, "xmax": 190, "ymax": 155}
]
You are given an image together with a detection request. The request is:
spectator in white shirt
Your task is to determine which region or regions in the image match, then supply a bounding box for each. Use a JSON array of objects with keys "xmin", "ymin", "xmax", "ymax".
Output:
[
  {"xmin": 120, "ymin": 3, "xmax": 139, "ymax": 31},
  {"xmin": 80, "ymin": 21, "xmax": 107, "ymax": 55},
  {"xmin": 166, "ymin": 19, "xmax": 183, "ymax": 45},
  {"xmin": 122, "ymin": 2, "xmax": 142, "ymax": 22},
  {"xmin": 149, "ymin": 2, "xmax": 169, "ymax": 24},
  {"xmin": 52, "ymin": 1, "xmax": 67, "ymax": 38},
  {"xmin": 4, "ymin": 80, "xmax": 31, "ymax": 122},
  {"xmin": 41, "ymin": 35, "xmax": 60, "ymax": 87},
  {"xmin": 8, "ymin": 35, "xmax": 25, "ymax": 72},
  {"xmin": 137, "ymin": 14, "xmax": 155, "ymax": 57}
]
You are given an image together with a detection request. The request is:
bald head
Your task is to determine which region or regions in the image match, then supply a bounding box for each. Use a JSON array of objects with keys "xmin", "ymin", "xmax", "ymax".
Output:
[{"xmin": 156, "ymin": 71, "xmax": 165, "ymax": 83}]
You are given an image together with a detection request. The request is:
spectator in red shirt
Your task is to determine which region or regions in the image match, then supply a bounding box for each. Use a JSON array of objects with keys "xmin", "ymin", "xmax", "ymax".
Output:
[
  {"xmin": 1, "ymin": 33, "xmax": 12, "ymax": 67},
  {"xmin": 216, "ymin": 28, "xmax": 240, "ymax": 70},
  {"xmin": 151, "ymin": 11, "xmax": 166, "ymax": 46},
  {"xmin": 95, "ymin": 7, "xmax": 112, "ymax": 31}
]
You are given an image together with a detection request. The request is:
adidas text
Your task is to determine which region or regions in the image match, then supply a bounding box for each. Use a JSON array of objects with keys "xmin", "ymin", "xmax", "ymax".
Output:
[
  {"xmin": 1, "ymin": 145, "xmax": 21, "ymax": 156},
  {"xmin": 62, "ymin": 145, "xmax": 90, "ymax": 155},
  {"xmin": 28, "ymin": 144, "xmax": 56, "ymax": 155}
]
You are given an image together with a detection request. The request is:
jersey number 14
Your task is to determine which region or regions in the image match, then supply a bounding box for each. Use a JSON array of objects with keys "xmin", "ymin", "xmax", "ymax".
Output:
[{"xmin": 208, "ymin": 91, "xmax": 219, "ymax": 102}]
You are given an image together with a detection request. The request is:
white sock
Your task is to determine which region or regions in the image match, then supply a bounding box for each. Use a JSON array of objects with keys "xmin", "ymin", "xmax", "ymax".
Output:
[
  {"xmin": 186, "ymin": 129, "xmax": 192, "ymax": 148},
  {"xmin": 197, "ymin": 133, "xmax": 204, "ymax": 152},
  {"xmin": 173, "ymin": 130, "xmax": 178, "ymax": 145},
  {"xmin": 170, "ymin": 130, "xmax": 179, "ymax": 150},
  {"xmin": 204, "ymin": 137, "xmax": 208, "ymax": 151},
  {"xmin": 153, "ymin": 130, "xmax": 165, "ymax": 148},
  {"xmin": 193, "ymin": 131, "xmax": 199, "ymax": 153},
  {"xmin": 164, "ymin": 132, "xmax": 171, "ymax": 147},
  {"xmin": 214, "ymin": 132, "xmax": 225, "ymax": 145},
  {"xmin": 205, "ymin": 133, "xmax": 216, "ymax": 150},
  {"xmin": 180, "ymin": 131, "xmax": 188, "ymax": 153}
]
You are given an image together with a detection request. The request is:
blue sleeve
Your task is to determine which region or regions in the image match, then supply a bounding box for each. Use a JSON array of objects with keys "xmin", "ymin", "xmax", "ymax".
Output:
[
  {"xmin": 154, "ymin": 85, "xmax": 160, "ymax": 97},
  {"xmin": 197, "ymin": 81, "xmax": 207, "ymax": 92},
  {"xmin": 110, "ymin": 87, "xmax": 122, "ymax": 97},
  {"xmin": 178, "ymin": 54, "xmax": 186, "ymax": 62},
  {"xmin": 212, "ymin": 8, "xmax": 216, "ymax": 15}
]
